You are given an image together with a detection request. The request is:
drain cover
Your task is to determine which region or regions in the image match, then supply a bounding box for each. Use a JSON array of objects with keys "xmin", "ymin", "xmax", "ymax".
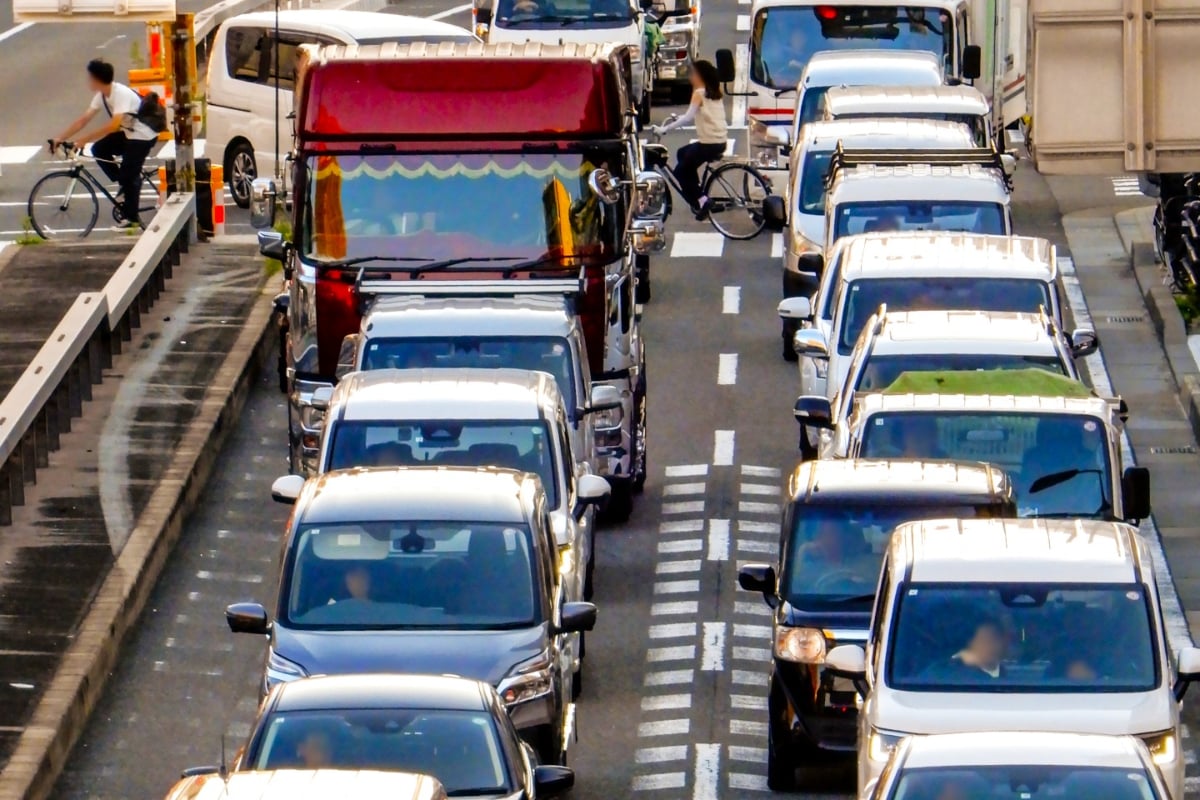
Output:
[
  {"xmin": 1105, "ymin": 315, "xmax": 1145, "ymax": 324},
  {"xmin": 1148, "ymin": 445, "xmax": 1198, "ymax": 455}
]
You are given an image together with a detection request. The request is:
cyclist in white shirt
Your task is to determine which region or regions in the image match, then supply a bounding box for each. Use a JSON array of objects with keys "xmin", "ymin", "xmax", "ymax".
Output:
[
  {"xmin": 651, "ymin": 60, "xmax": 729, "ymax": 219},
  {"xmin": 52, "ymin": 59, "xmax": 158, "ymax": 229}
]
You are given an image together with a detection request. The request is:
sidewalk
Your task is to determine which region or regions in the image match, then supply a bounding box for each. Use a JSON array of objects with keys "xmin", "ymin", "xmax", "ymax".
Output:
[{"xmin": 0, "ymin": 235, "xmax": 272, "ymax": 797}]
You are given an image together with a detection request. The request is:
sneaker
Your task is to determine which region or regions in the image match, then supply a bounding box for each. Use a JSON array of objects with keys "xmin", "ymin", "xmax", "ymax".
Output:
[
  {"xmin": 112, "ymin": 219, "xmax": 141, "ymax": 231},
  {"xmin": 693, "ymin": 199, "xmax": 711, "ymax": 221}
]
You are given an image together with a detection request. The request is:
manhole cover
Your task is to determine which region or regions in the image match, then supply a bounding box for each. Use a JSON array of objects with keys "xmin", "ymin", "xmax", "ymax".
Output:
[
  {"xmin": 1148, "ymin": 445, "xmax": 1198, "ymax": 455},
  {"xmin": 1105, "ymin": 315, "xmax": 1145, "ymax": 324}
]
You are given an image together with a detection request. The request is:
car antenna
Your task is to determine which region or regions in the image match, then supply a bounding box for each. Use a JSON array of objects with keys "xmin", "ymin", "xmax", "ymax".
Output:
[{"xmin": 219, "ymin": 734, "xmax": 229, "ymax": 782}]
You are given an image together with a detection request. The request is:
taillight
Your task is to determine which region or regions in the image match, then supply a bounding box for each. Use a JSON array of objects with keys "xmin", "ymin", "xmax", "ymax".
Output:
[
  {"xmin": 580, "ymin": 267, "xmax": 606, "ymax": 374},
  {"xmin": 314, "ymin": 273, "xmax": 359, "ymax": 378},
  {"xmin": 815, "ymin": 5, "xmax": 837, "ymax": 19}
]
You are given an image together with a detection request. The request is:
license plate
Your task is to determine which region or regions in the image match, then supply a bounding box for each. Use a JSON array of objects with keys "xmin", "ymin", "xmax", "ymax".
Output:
[{"xmin": 659, "ymin": 66, "xmax": 676, "ymax": 79}]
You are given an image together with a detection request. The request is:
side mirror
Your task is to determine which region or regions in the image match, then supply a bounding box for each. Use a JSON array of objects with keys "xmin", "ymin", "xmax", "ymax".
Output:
[
  {"xmin": 1121, "ymin": 466, "xmax": 1151, "ymax": 521},
  {"xmin": 1069, "ymin": 328, "xmax": 1099, "ymax": 358},
  {"xmin": 633, "ymin": 171, "xmax": 668, "ymax": 219},
  {"xmin": 474, "ymin": 4, "xmax": 492, "ymax": 24},
  {"xmin": 575, "ymin": 474, "xmax": 611, "ymax": 519},
  {"xmin": 1000, "ymin": 153, "xmax": 1017, "ymax": 174},
  {"xmin": 762, "ymin": 195, "xmax": 787, "ymax": 231},
  {"xmin": 180, "ymin": 766, "xmax": 219, "ymax": 779},
  {"xmin": 271, "ymin": 474, "xmax": 304, "ymax": 504},
  {"xmin": 777, "ymin": 296, "xmax": 812, "ymax": 321},
  {"xmin": 794, "ymin": 395, "xmax": 833, "ymax": 429},
  {"xmin": 714, "ymin": 48, "xmax": 736, "ymax": 83},
  {"xmin": 738, "ymin": 563, "xmax": 779, "ymax": 609},
  {"xmin": 587, "ymin": 168, "xmax": 622, "ymax": 205},
  {"xmin": 639, "ymin": 0, "xmax": 653, "ymax": 10},
  {"xmin": 533, "ymin": 765, "xmax": 575, "ymax": 797},
  {"xmin": 558, "ymin": 601, "xmax": 598, "ymax": 634},
  {"xmin": 825, "ymin": 643, "xmax": 867, "ymax": 678},
  {"xmin": 311, "ymin": 385, "xmax": 335, "ymax": 411},
  {"xmin": 225, "ymin": 602, "xmax": 271, "ymax": 635},
  {"xmin": 792, "ymin": 329, "xmax": 829, "ymax": 359},
  {"xmin": 962, "ymin": 44, "xmax": 982, "ymax": 81},
  {"xmin": 1175, "ymin": 646, "xmax": 1200, "ymax": 700},
  {"xmin": 249, "ymin": 177, "xmax": 278, "ymax": 230},
  {"xmin": 588, "ymin": 384, "xmax": 622, "ymax": 413},
  {"xmin": 797, "ymin": 252, "xmax": 825, "ymax": 275},
  {"xmin": 257, "ymin": 228, "xmax": 286, "ymax": 261},
  {"xmin": 336, "ymin": 334, "xmax": 359, "ymax": 381}
]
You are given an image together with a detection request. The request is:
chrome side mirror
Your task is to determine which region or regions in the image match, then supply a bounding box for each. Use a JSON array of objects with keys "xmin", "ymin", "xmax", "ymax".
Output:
[
  {"xmin": 634, "ymin": 171, "xmax": 668, "ymax": 218},
  {"xmin": 249, "ymin": 177, "xmax": 278, "ymax": 230},
  {"xmin": 1070, "ymin": 328, "xmax": 1099, "ymax": 358},
  {"xmin": 629, "ymin": 218, "xmax": 666, "ymax": 255},
  {"xmin": 588, "ymin": 168, "xmax": 622, "ymax": 204}
]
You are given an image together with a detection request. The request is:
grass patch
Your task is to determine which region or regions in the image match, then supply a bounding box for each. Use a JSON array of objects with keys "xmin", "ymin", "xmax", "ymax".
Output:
[
  {"xmin": 1176, "ymin": 289, "xmax": 1200, "ymax": 329},
  {"xmin": 15, "ymin": 216, "xmax": 42, "ymax": 245}
]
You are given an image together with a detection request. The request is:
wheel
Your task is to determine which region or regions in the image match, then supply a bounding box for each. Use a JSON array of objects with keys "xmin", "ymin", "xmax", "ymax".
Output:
[
  {"xmin": 798, "ymin": 425, "xmax": 817, "ymax": 461},
  {"xmin": 635, "ymin": 253, "xmax": 651, "ymax": 304},
  {"xmin": 605, "ymin": 478, "xmax": 634, "ymax": 523},
  {"xmin": 704, "ymin": 163, "xmax": 772, "ymax": 240},
  {"xmin": 532, "ymin": 725, "xmax": 566, "ymax": 766},
  {"xmin": 767, "ymin": 678, "xmax": 799, "ymax": 792},
  {"xmin": 28, "ymin": 171, "xmax": 98, "ymax": 239},
  {"xmin": 226, "ymin": 141, "xmax": 257, "ymax": 209},
  {"xmin": 782, "ymin": 319, "xmax": 799, "ymax": 362},
  {"xmin": 584, "ymin": 548, "xmax": 595, "ymax": 600}
]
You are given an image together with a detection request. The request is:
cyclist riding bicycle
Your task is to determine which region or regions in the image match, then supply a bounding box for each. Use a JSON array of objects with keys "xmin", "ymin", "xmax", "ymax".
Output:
[
  {"xmin": 650, "ymin": 59, "xmax": 728, "ymax": 220},
  {"xmin": 50, "ymin": 59, "xmax": 157, "ymax": 230}
]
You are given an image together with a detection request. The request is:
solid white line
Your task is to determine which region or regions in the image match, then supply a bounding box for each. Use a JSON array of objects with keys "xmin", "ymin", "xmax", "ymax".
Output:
[
  {"xmin": 646, "ymin": 669, "xmax": 695, "ymax": 686},
  {"xmin": 652, "ymin": 600, "xmax": 699, "ymax": 616},
  {"xmin": 664, "ymin": 482, "xmax": 706, "ymax": 496},
  {"xmin": 732, "ymin": 669, "xmax": 768, "ymax": 687},
  {"xmin": 738, "ymin": 520, "xmax": 776, "ymax": 534},
  {"xmin": 713, "ymin": 430, "xmax": 735, "ymax": 466},
  {"xmin": 731, "ymin": 693, "xmax": 768, "ymax": 711},
  {"xmin": 741, "ymin": 465, "xmax": 782, "ymax": 477},
  {"xmin": 0, "ymin": 22, "xmax": 33, "ymax": 44},
  {"xmin": 427, "ymin": 1, "xmax": 473, "ymax": 19},
  {"xmin": 740, "ymin": 483, "xmax": 781, "ymax": 496},
  {"xmin": 665, "ymin": 464, "xmax": 708, "ymax": 477},
  {"xmin": 663, "ymin": 500, "xmax": 704, "ymax": 515},
  {"xmin": 657, "ymin": 559, "xmax": 702, "ymax": 575},
  {"xmin": 730, "ymin": 719, "xmax": 769, "ymax": 737},
  {"xmin": 729, "ymin": 745, "xmax": 768, "ymax": 763},
  {"xmin": 642, "ymin": 693, "xmax": 692, "ymax": 711},
  {"xmin": 655, "ymin": 579, "xmax": 700, "ymax": 594},
  {"xmin": 729, "ymin": 773, "xmax": 770, "ymax": 791},
  {"xmin": 771, "ymin": 233, "xmax": 783, "ymax": 258},
  {"xmin": 732, "ymin": 44, "xmax": 749, "ymax": 129},
  {"xmin": 717, "ymin": 353, "xmax": 738, "ymax": 385},
  {"xmin": 650, "ymin": 622, "xmax": 698, "ymax": 639},
  {"xmin": 739, "ymin": 500, "xmax": 780, "ymax": 515},
  {"xmin": 735, "ymin": 13, "xmax": 750, "ymax": 30},
  {"xmin": 637, "ymin": 745, "xmax": 689, "ymax": 764},
  {"xmin": 638, "ymin": 718, "xmax": 691, "ymax": 737},
  {"xmin": 737, "ymin": 539, "xmax": 774, "ymax": 554},
  {"xmin": 723, "ymin": 286, "xmax": 741, "ymax": 314},
  {"xmin": 707, "ymin": 518, "xmax": 730, "ymax": 562},
  {"xmin": 734, "ymin": 623, "xmax": 771, "ymax": 639},
  {"xmin": 658, "ymin": 539, "xmax": 703, "ymax": 554},
  {"xmin": 732, "ymin": 645, "xmax": 770, "ymax": 662},
  {"xmin": 700, "ymin": 622, "xmax": 727, "ymax": 671},
  {"xmin": 648, "ymin": 645, "xmax": 697, "ymax": 662},
  {"xmin": 661, "ymin": 519, "xmax": 704, "ymax": 533},
  {"xmin": 632, "ymin": 772, "xmax": 687, "ymax": 790},
  {"xmin": 693, "ymin": 743, "xmax": 721, "ymax": 800}
]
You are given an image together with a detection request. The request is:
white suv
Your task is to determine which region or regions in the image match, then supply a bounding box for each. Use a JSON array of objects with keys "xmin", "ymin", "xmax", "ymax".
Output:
[{"xmin": 825, "ymin": 517, "xmax": 1200, "ymax": 800}]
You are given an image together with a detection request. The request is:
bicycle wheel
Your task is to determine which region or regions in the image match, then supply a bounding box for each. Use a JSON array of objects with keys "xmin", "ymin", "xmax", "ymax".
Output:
[
  {"xmin": 28, "ymin": 171, "xmax": 99, "ymax": 239},
  {"xmin": 703, "ymin": 162, "xmax": 772, "ymax": 240}
]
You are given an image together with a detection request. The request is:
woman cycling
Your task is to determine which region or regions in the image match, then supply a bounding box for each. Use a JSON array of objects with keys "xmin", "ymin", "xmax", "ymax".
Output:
[{"xmin": 651, "ymin": 60, "xmax": 729, "ymax": 219}]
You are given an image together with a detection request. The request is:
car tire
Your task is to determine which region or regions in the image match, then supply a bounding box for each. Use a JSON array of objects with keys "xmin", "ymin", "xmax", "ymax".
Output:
[
  {"xmin": 605, "ymin": 478, "xmax": 634, "ymax": 523},
  {"xmin": 767, "ymin": 679, "xmax": 798, "ymax": 792},
  {"xmin": 533, "ymin": 725, "xmax": 566, "ymax": 766},
  {"xmin": 635, "ymin": 254, "xmax": 651, "ymax": 303},
  {"xmin": 584, "ymin": 550, "xmax": 595, "ymax": 600},
  {"xmin": 782, "ymin": 320, "xmax": 799, "ymax": 362},
  {"xmin": 226, "ymin": 141, "xmax": 257, "ymax": 210},
  {"xmin": 798, "ymin": 425, "xmax": 817, "ymax": 461}
]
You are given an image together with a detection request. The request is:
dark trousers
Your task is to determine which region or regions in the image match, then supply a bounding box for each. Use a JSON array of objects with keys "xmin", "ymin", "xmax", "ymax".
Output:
[
  {"xmin": 92, "ymin": 132, "xmax": 155, "ymax": 223},
  {"xmin": 673, "ymin": 142, "xmax": 726, "ymax": 207}
]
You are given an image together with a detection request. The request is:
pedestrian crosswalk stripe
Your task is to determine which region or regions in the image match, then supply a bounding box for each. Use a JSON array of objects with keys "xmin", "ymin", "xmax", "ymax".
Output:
[
  {"xmin": 0, "ymin": 145, "xmax": 43, "ymax": 164},
  {"xmin": 670, "ymin": 231, "xmax": 725, "ymax": 257}
]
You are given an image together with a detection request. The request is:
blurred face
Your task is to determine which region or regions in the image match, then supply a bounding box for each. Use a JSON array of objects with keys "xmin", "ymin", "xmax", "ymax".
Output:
[
  {"xmin": 968, "ymin": 623, "xmax": 1006, "ymax": 667},
  {"xmin": 813, "ymin": 522, "xmax": 844, "ymax": 560},
  {"xmin": 937, "ymin": 782, "xmax": 970, "ymax": 800},
  {"xmin": 688, "ymin": 66, "xmax": 704, "ymax": 89},
  {"xmin": 1067, "ymin": 660, "xmax": 1097, "ymax": 681},
  {"xmin": 297, "ymin": 732, "xmax": 331, "ymax": 767},
  {"xmin": 345, "ymin": 567, "xmax": 370, "ymax": 600},
  {"xmin": 87, "ymin": 74, "xmax": 104, "ymax": 94}
]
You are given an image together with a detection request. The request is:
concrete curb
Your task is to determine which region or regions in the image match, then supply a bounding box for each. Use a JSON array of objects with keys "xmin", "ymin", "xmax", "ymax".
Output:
[{"xmin": 0, "ymin": 281, "xmax": 278, "ymax": 800}]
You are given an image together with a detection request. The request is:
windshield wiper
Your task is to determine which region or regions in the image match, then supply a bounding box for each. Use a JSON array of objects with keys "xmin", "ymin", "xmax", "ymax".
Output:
[
  {"xmin": 446, "ymin": 790, "xmax": 507, "ymax": 798},
  {"xmin": 493, "ymin": 252, "xmax": 592, "ymax": 274},
  {"xmin": 1028, "ymin": 467, "xmax": 1103, "ymax": 494},
  {"xmin": 506, "ymin": 14, "xmax": 596, "ymax": 25},
  {"xmin": 403, "ymin": 256, "xmax": 531, "ymax": 277},
  {"xmin": 313, "ymin": 255, "xmax": 436, "ymax": 268},
  {"xmin": 825, "ymin": 593, "xmax": 876, "ymax": 604}
]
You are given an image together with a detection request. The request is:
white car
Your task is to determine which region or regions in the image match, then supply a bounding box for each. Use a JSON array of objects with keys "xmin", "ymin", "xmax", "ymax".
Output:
[
  {"xmin": 822, "ymin": 83, "xmax": 993, "ymax": 148},
  {"xmin": 868, "ymin": 732, "xmax": 1174, "ymax": 800},
  {"xmin": 205, "ymin": 10, "xmax": 475, "ymax": 207},
  {"xmin": 823, "ymin": 517, "xmax": 1200, "ymax": 800}
]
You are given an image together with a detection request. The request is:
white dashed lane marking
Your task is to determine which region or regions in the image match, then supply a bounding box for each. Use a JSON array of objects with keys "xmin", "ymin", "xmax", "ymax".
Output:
[
  {"xmin": 723, "ymin": 286, "xmax": 741, "ymax": 314},
  {"xmin": 713, "ymin": 430, "xmax": 735, "ymax": 465},
  {"xmin": 717, "ymin": 353, "xmax": 738, "ymax": 385}
]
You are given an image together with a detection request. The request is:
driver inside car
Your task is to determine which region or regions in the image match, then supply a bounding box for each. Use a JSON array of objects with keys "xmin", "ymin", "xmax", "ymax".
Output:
[{"xmin": 797, "ymin": 518, "xmax": 875, "ymax": 586}]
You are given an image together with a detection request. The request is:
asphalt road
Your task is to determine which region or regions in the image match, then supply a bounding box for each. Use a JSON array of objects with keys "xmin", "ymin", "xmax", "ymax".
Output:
[{"xmin": 5, "ymin": 0, "xmax": 1195, "ymax": 797}]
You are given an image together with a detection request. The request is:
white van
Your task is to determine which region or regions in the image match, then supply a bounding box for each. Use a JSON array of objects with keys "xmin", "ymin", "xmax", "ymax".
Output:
[
  {"xmin": 206, "ymin": 10, "xmax": 475, "ymax": 207},
  {"xmin": 825, "ymin": 517, "xmax": 1200, "ymax": 800},
  {"xmin": 822, "ymin": 84, "xmax": 993, "ymax": 148}
]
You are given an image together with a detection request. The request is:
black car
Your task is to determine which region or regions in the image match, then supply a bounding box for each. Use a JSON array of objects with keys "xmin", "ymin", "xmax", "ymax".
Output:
[
  {"xmin": 213, "ymin": 674, "xmax": 574, "ymax": 799},
  {"xmin": 736, "ymin": 459, "xmax": 1015, "ymax": 791},
  {"xmin": 225, "ymin": 467, "xmax": 597, "ymax": 766}
]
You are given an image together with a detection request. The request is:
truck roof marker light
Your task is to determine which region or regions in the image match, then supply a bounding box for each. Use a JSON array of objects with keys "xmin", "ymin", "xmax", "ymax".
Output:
[{"xmin": 816, "ymin": 6, "xmax": 837, "ymax": 19}]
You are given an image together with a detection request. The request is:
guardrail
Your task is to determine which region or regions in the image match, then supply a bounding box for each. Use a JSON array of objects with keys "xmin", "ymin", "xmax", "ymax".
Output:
[{"xmin": 0, "ymin": 194, "xmax": 196, "ymax": 526}]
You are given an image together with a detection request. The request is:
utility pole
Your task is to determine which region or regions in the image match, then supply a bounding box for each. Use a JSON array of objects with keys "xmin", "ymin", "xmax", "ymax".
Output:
[{"xmin": 170, "ymin": 12, "xmax": 196, "ymax": 195}]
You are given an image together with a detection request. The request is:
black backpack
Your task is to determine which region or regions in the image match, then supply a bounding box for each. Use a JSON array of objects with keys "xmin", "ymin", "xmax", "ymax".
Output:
[{"xmin": 136, "ymin": 91, "xmax": 168, "ymax": 134}]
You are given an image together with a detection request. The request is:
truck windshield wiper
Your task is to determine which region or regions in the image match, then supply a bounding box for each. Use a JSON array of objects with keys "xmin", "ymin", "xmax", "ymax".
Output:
[
  {"xmin": 313, "ymin": 255, "xmax": 436, "ymax": 268},
  {"xmin": 494, "ymin": 253, "xmax": 592, "ymax": 274},
  {"xmin": 1028, "ymin": 467, "xmax": 1103, "ymax": 494},
  {"xmin": 506, "ymin": 13, "xmax": 595, "ymax": 25},
  {"xmin": 403, "ymin": 256, "xmax": 530, "ymax": 277}
]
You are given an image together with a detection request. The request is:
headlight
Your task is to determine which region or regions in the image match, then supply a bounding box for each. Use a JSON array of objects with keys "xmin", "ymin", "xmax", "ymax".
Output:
[
  {"xmin": 594, "ymin": 404, "xmax": 624, "ymax": 430},
  {"xmin": 1143, "ymin": 731, "xmax": 1177, "ymax": 765},
  {"xmin": 663, "ymin": 33, "xmax": 688, "ymax": 49},
  {"xmin": 774, "ymin": 627, "xmax": 826, "ymax": 663},
  {"xmin": 749, "ymin": 117, "xmax": 782, "ymax": 169},
  {"xmin": 498, "ymin": 651, "xmax": 555, "ymax": 706},
  {"xmin": 558, "ymin": 543, "xmax": 576, "ymax": 577},
  {"xmin": 628, "ymin": 44, "xmax": 642, "ymax": 62},
  {"xmin": 266, "ymin": 648, "xmax": 308, "ymax": 687},
  {"xmin": 868, "ymin": 730, "xmax": 903, "ymax": 763},
  {"xmin": 299, "ymin": 404, "xmax": 325, "ymax": 431}
]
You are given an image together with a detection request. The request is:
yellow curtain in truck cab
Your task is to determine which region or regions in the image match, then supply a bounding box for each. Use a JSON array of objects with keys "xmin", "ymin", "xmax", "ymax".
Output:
[
  {"xmin": 542, "ymin": 177, "xmax": 576, "ymax": 256},
  {"xmin": 313, "ymin": 155, "xmax": 347, "ymax": 259}
]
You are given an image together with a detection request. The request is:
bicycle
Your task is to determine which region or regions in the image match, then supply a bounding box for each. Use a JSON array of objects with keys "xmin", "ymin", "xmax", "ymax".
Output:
[
  {"xmin": 27, "ymin": 140, "xmax": 162, "ymax": 240},
  {"xmin": 644, "ymin": 116, "xmax": 774, "ymax": 240}
]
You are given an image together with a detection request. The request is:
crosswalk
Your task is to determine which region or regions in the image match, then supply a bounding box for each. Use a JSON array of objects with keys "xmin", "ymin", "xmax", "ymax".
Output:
[{"xmin": 0, "ymin": 139, "xmax": 207, "ymax": 167}]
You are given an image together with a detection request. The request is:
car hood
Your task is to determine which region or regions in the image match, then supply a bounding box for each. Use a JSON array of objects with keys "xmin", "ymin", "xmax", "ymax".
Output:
[
  {"xmin": 872, "ymin": 686, "xmax": 1172, "ymax": 736},
  {"xmin": 275, "ymin": 624, "xmax": 547, "ymax": 685}
]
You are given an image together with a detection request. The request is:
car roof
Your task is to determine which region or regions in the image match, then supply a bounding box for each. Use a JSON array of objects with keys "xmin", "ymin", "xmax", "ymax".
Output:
[
  {"xmin": 838, "ymin": 233, "xmax": 1056, "ymax": 281},
  {"xmin": 824, "ymin": 84, "xmax": 989, "ymax": 117},
  {"xmin": 902, "ymin": 731, "xmax": 1148, "ymax": 769},
  {"xmin": 801, "ymin": 118, "xmax": 976, "ymax": 150},
  {"xmin": 225, "ymin": 10, "xmax": 474, "ymax": 40},
  {"xmin": 789, "ymin": 459, "xmax": 1010, "ymax": 503},
  {"xmin": 298, "ymin": 467, "xmax": 536, "ymax": 525},
  {"xmin": 830, "ymin": 163, "xmax": 1010, "ymax": 202},
  {"xmin": 895, "ymin": 517, "xmax": 1142, "ymax": 584},
  {"xmin": 274, "ymin": 674, "xmax": 491, "ymax": 713},
  {"xmin": 801, "ymin": 49, "xmax": 944, "ymax": 87},
  {"xmin": 870, "ymin": 310, "xmax": 1056, "ymax": 356},
  {"xmin": 164, "ymin": 769, "xmax": 446, "ymax": 800},
  {"xmin": 364, "ymin": 295, "xmax": 574, "ymax": 339},
  {"xmin": 332, "ymin": 368, "xmax": 559, "ymax": 422}
]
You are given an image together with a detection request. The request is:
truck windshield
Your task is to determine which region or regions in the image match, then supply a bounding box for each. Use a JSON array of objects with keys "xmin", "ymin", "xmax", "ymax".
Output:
[
  {"xmin": 859, "ymin": 412, "xmax": 1113, "ymax": 519},
  {"xmin": 893, "ymin": 766, "xmax": 1161, "ymax": 800},
  {"xmin": 326, "ymin": 420, "xmax": 559, "ymax": 507},
  {"xmin": 886, "ymin": 583, "xmax": 1157, "ymax": 693},
  {"xmin": 362, "ymin": 337, "xmax": 577, "ymax": 411},
  {"xmin": 833, "ymin": 202, "xmax": 1007, "ymax": 240},
  {"xmin": 495, "ymin": 0, "xmax": 635, "ymax": 27},
  {"xmin": 303, "ymin": 152, "xmax": 620, "ymax": 266},
  {"xmin": 838, "ymin": 277, "xmax": 1053, "ymax": 354},
  {"xmin": 750, "ymin": 5, "xmax": 952, "ymax": 90},
  {"xmin": 855, "ymin": 355, "xmax": 1068, "ymax": 393},
  {"xmin": 283, "ymin": 522, "xmax": 540, "ymax": 630},
  {"xmin": 782, "ymin": 503, "xmax": 1001, "ymax": 612}
]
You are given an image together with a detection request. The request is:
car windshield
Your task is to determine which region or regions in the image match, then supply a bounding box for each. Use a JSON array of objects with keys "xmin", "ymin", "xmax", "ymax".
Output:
[
  {"xmin": 838, "ymin": 277, "xmax": 1054, "ymax": 354},
  {"xmin": 327, "ymin": 420, "xmax": 559, "ymax": 508},
  {"xmin": 283, "ymin": 521, "xmax": 540, "ymax": 630},
  {"xmin": 859, "ymin": 413, "xmax": 1113, "ymax": 519},
  {"xmin": 855, "ymin": 355, "xmax": 1068, "ymax": 393},
  {"xmin": 833, "ymin": 202, "xmax": 1007, "ymax": 241},
  {"xmin": 782, "ymin": 504, "xmax": 1003, "ymax": 611},
  {"xmin": 891, "ymin": 765, "xmax": 1160, "ymax": 800},
  {"xmin": 250, "ymin": 708, "xmax": 512, "ymax": 796},
  {"xmin": 303, "ymin": 150, "xmax": 621, "ymax": 265},
  {"xmin": 797, "ymin": 86, "xmax": 830, "ymax": 130},
  {"xmin": 361, "ymin": 337, "xmax": 577, "ymax": 411},
  {"xmin": 495, "ymin": 0, "xmax": 635, "ymax": 26},
  {"xmin": 750, "ymin": 5, "xmax": 951, "ymax": 90},
  {"xmin": 887, "ymin": 583, "xmax": 1158, "ymax": 692},
  {"xmin": 799, "ymin": 151, "xmax": 833, "ymax": 214}
]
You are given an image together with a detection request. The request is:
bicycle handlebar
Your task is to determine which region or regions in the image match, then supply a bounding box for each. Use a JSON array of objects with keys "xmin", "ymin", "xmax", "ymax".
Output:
[{"xmin": 47, "ymin": 139, "xmax": 81, "ymax": 158}]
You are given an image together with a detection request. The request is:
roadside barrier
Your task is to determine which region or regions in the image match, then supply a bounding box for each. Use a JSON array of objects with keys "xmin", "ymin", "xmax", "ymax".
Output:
[{"xmin": 0, "ymin": 194, "xmax": 196, "ymax": 525}]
